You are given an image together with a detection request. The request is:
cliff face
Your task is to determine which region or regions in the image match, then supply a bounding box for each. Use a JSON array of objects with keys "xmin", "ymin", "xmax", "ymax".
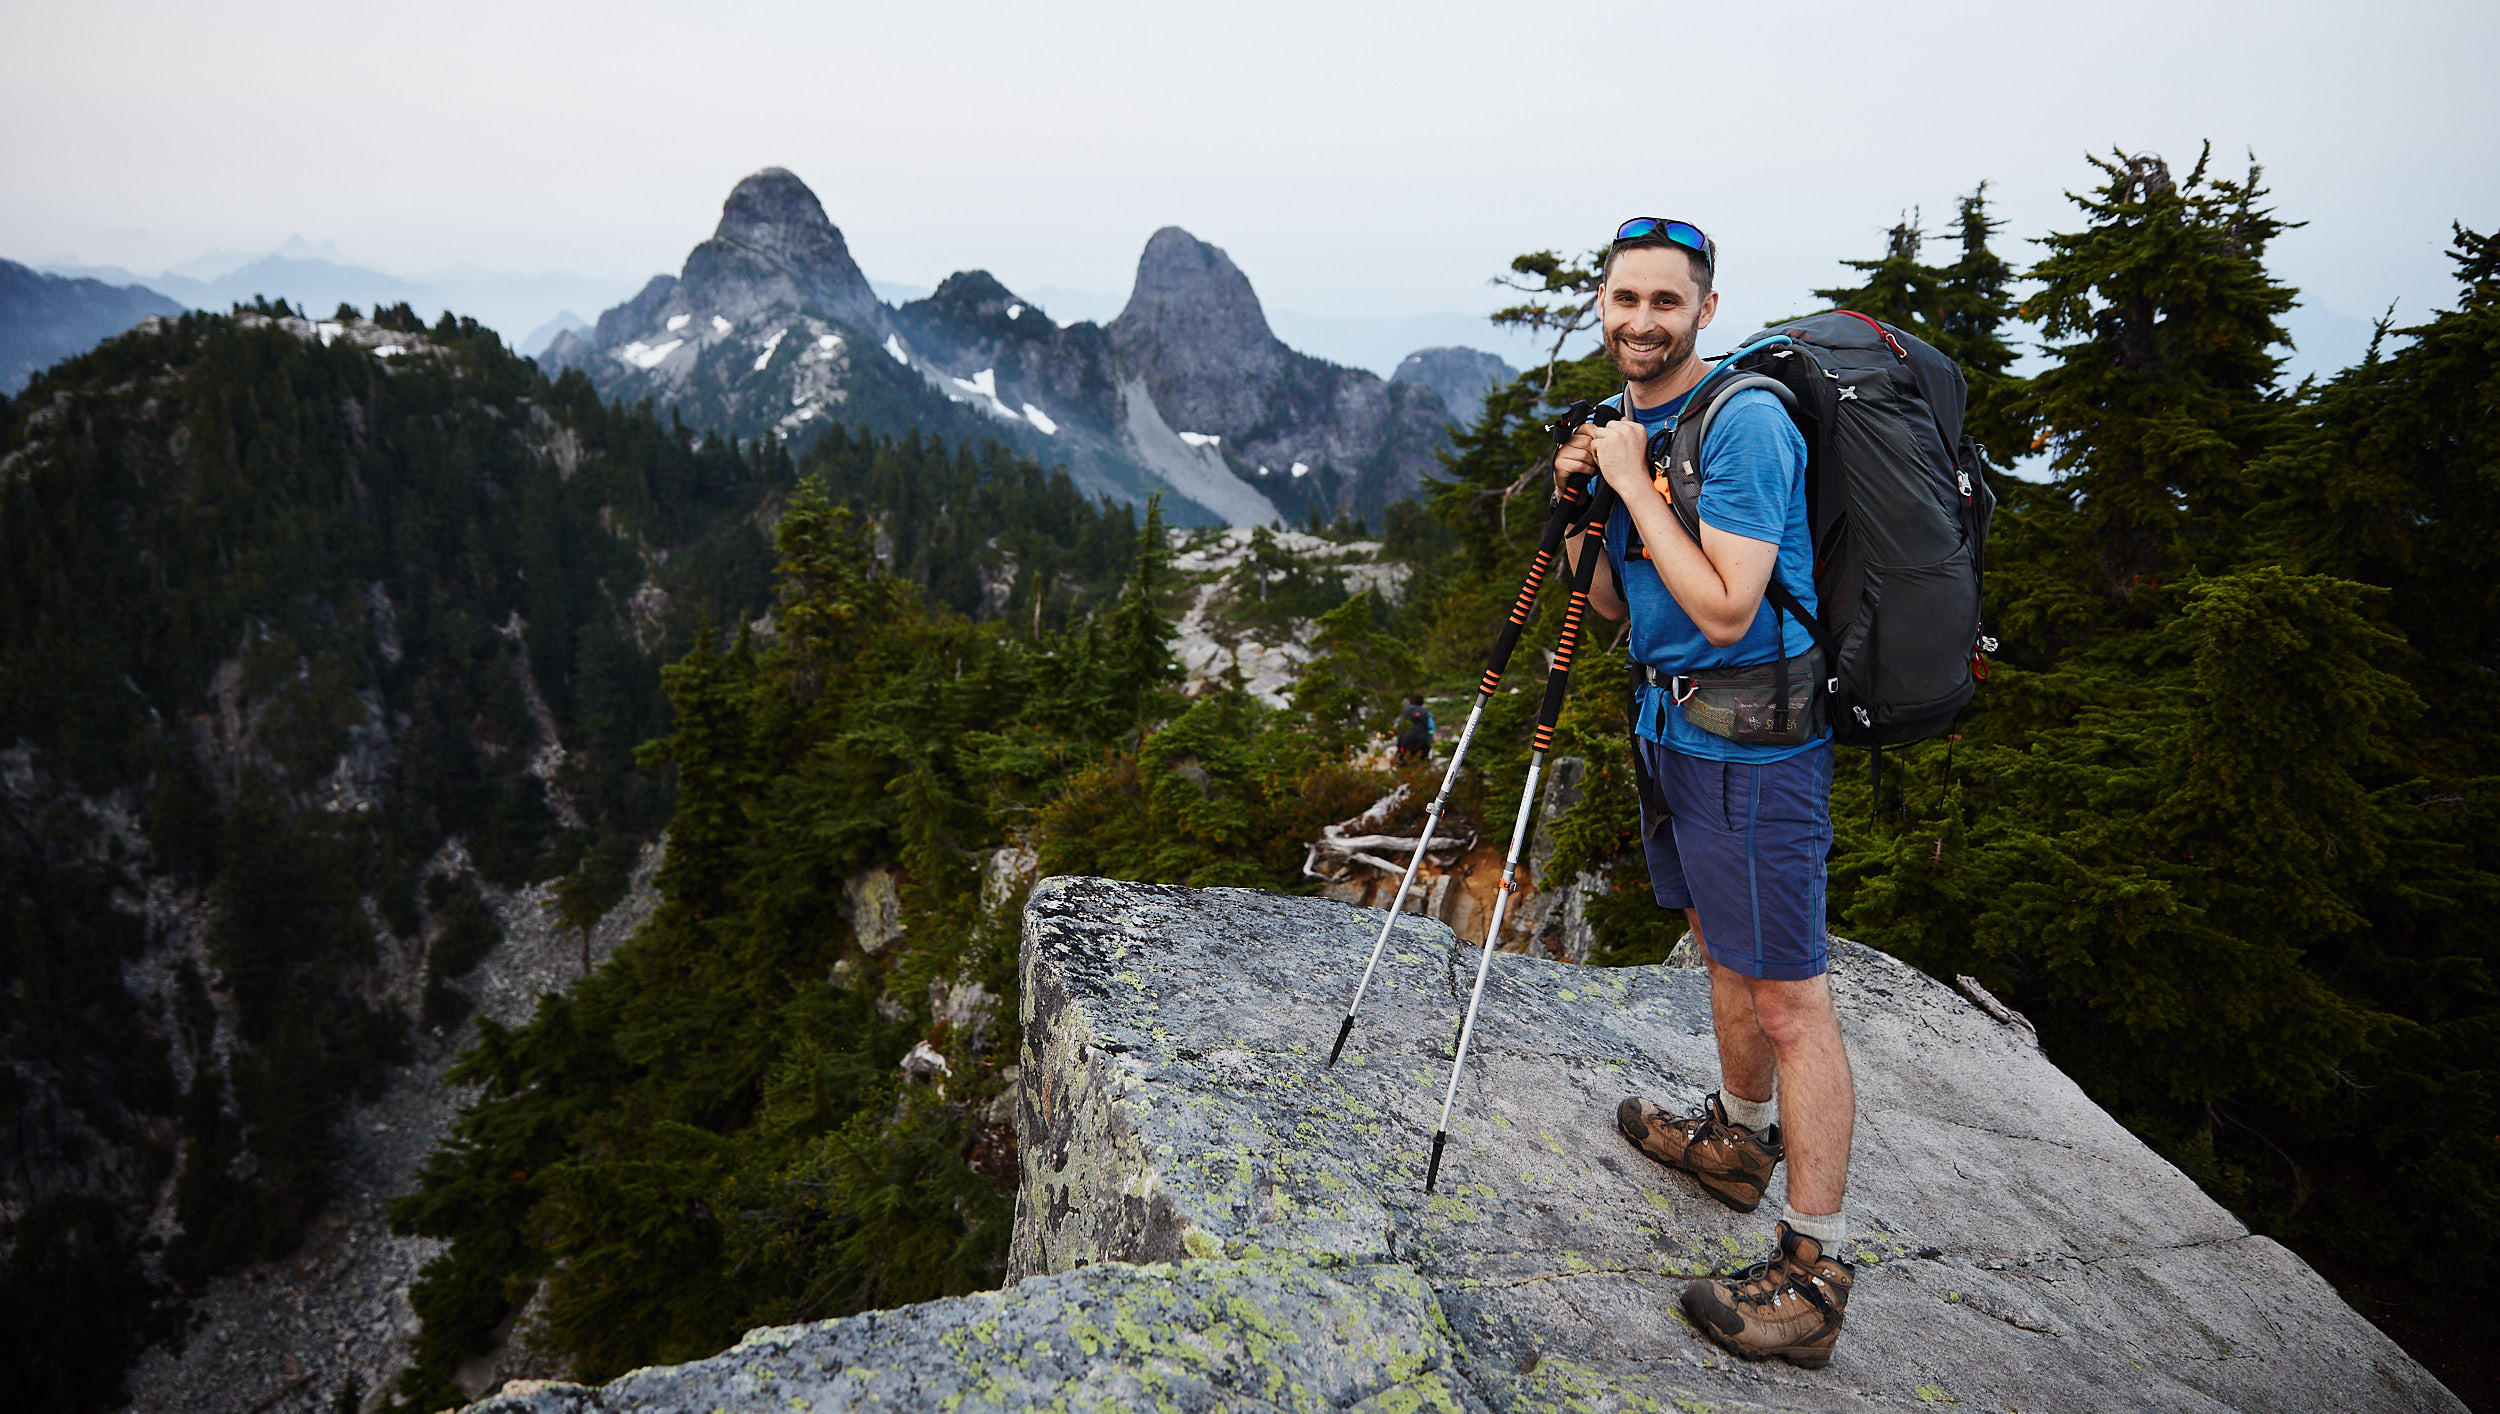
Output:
[{"xmin": 462, "ymin": 878, "xmax": 2460, "ymax": 1414}]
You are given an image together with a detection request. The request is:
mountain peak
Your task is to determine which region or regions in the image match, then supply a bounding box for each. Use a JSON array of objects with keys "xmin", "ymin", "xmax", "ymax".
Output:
[
  {"xmin": 676, "ymin": 167, "xmax": 883, "ymax": 332},
  {"xmin": 714, "ymin": 168, "xmax": 842, "ymax": 262},
  {"xmin": 1113, "ymin": 228, "xmax": 1276, "ymax": 348},
  {"xmin": 1108, "ymin": 229, "xmax": 1288, "ymax": 434}
]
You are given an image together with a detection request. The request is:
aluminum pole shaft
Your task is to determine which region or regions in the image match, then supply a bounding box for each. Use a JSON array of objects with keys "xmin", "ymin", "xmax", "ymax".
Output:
[
  {"xmin": 1327, "ymin": 695, "xmax": 1487, "ymax": 1065},
  {"xmin": 1324, "ymin": 477, "xmax": 1588, "ymax": 1066},
  {"xmin": 1424, "ymin": 752, "xmax": 1544, "ymax": 1192},
  {"xmin": 1424, "ymin": 472, "xmax": 1618, "ymax": 1191}
]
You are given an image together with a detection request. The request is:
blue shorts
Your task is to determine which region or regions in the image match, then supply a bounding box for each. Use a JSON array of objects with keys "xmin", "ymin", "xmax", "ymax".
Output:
[{"xmin": 1636, "ymin": 738, "xmax": 1833, "ymax": 980}]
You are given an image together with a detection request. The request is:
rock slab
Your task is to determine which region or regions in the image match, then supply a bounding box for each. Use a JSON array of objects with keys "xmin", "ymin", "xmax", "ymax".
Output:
[{"xmin": 470, "ymin": 877, "xmax": 2459, "ymax": 1413}]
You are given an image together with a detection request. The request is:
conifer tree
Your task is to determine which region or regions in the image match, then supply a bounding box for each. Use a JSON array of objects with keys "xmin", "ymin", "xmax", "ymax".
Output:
[
  {"xmin": 2225, "ymin": 228, "xmax": 2500, "ymax": 1282},
  {"xmin": 1100, "ymin": 495, "xmax": 1178, "ymax": 726},
  {"xmin": 1812, "ymin": 211, "xmax": 1938, "ymax": 331},
  {"xmin": 2253, "ymin": 224, "xmax": 2500, "ymax": 761},
  {"xmin": 1937, "ymin": 186, "xmax": 2029, "ymax": 460},
  {"xmin": 1812, "ymin": 185, "xmax": 2030, "ymax": 458},
  {"xmin": 2015, "ymin": 148, "xmax": 2299, "ymax": 633},
  {"xmin": 1288, "ymin": 592, "xmax": 1417, "ymax": 755}
]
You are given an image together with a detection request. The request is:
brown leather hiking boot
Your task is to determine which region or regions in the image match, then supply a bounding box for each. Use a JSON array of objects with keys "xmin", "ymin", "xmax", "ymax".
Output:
[
  {"xmin": 1681, "ymin": 1222, "xmax": 1853, "ymax": 1369},
  {"xmin": 1616, "ymin": 1091, "xmax": 1784, "ymax": 1213}
]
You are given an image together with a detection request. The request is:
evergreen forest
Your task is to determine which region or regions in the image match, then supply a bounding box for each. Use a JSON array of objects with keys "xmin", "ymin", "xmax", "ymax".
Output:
[{"xmin": 0, "ymin": 144, "xmax": 2494, "ymax": 1411}]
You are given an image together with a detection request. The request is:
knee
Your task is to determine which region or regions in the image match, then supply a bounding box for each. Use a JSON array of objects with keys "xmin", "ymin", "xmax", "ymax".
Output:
[{"xmin": 1749, "ymin": 984, "xmax": 1834, "ymax": 1050}]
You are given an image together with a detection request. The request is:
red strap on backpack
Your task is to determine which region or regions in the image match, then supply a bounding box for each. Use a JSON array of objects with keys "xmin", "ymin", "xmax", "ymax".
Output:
[{"xmin": 1839, "ymin": 310, "xmax": 1910, "ymax": 361}]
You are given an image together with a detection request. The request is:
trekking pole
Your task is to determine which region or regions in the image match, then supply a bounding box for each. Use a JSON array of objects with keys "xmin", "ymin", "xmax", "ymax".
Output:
[
  {"xmin": 1325, "ymin": 403, "xmax": 1623, "ymax": 1067},
  {"xmin": 1426, "ymin": 471, "xmax": 1622, "ymax": 1192}
]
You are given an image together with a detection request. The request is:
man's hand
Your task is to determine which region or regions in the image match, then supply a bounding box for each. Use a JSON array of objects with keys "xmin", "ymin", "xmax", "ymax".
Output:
[
  {"xmin": 1553, "ymin": 420, "xmax": 1656, "ymax": 501},
  {"xmin": 1552, "ymin": 427, "xmax": 1598, "ymax": 500},
  {"xmin": 1588, "ymin": 418, "xmax": 1654, "ymax": 503}
]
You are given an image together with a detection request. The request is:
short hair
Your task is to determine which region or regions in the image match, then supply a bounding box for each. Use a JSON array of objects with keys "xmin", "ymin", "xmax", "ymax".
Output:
[{"xmin": 1603, "ymin": 237, "xmax": 1714, "ymax": 300}]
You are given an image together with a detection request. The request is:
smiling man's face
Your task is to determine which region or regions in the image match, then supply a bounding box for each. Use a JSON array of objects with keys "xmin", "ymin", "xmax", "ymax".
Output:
[{"xmin": 1601, "ymin": 245, "xmax": 1717, "ymax": 390}]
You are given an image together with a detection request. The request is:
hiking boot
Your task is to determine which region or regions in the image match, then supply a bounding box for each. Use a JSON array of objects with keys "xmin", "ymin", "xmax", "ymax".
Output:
[
  {"xmin": 1616, "ymin": 1091, "xmax": 1783, "ymax": 1213},
  {"xmin": 1680, "ymin": 1222, "xmax": 1853, "ymax": 1369}
]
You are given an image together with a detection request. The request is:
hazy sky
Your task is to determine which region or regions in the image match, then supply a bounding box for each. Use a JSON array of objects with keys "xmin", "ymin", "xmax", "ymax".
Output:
[{"xmin": 9, "ymin": 0, "xmax": 2495, "ymax": 368}]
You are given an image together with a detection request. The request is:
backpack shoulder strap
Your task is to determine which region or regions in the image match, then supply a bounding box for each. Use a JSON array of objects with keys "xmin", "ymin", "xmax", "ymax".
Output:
[
  {"xmin": 1658, "ymin": 375, "xmax": 1799, "ymax": 540},
  {"xmin": 1656, "ymin": 374, "xmax": 1833, "ymax": 657}
]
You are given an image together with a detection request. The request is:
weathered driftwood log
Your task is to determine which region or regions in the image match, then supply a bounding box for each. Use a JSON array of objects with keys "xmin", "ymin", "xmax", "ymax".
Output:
[{"xmin": 1301, "ymin": 784, "xmax": 1472, "ymax": 882}]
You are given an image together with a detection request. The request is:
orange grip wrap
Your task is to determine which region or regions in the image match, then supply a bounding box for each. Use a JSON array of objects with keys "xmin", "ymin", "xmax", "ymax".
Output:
[
  {"xmin": 1551, "ymin": 594, "xmax": 1587, "ymax": 671},
  {"xmin": 1507, "ymin": 551, "xmax": 1553, "ymax": 625},
  {"xmin": 1531, "ymin": 724, "xmax": 1554, "ymax": 752},
  {"xmin": 1480, "ymin": 668, "xmax": 1501, "ymax": 694}
]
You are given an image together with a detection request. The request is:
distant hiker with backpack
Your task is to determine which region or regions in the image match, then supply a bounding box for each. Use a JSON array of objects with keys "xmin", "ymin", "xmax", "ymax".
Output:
[
  {"xmin": 1395, "ymin": 694, "xmax": 1435, "ymax": 763},
  {"xmin": 1553, "ymin": 217, "xmax": 1858, "ymax": 1369}
]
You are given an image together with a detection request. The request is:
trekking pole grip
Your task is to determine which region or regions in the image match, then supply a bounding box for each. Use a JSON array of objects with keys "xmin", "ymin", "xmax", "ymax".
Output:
[
  {"xmin": 1480, "ymin": 474, "xmax": 1590, "ymax": 696},
  {"xmin": 1533, "ymin": 479, "xmax": 1620, "ymax": 743}
]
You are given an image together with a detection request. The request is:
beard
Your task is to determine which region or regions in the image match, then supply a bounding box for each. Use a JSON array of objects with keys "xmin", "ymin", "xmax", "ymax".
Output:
[{"xmin": 1605, "ymin": 318, "xmax": 1696, "ymax": 385}]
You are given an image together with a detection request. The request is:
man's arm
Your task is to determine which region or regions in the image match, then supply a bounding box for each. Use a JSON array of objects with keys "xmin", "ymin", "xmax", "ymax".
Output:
[{"xmin": 1577, "ymin": 420, "xmax": 1777, "ymax": 647}]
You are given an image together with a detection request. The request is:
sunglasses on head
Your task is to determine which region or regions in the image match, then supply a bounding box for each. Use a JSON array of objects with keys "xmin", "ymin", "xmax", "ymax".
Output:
[{"xmin": 1611, "ymin": 217, "xmax": 1713, "ymax": 272}]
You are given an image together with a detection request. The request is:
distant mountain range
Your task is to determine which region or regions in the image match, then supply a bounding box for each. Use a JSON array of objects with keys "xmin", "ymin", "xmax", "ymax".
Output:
[
  {"xmin": 34, "ymin": 245, "xmax": 642, "ymax": 360},
  {"xmin": 542, "ymin": 168, "xmax": 1514, "ymax": 526},
  {"xmin": 1, "ymin": 260, "xmax": 183, "ymax": 392}
]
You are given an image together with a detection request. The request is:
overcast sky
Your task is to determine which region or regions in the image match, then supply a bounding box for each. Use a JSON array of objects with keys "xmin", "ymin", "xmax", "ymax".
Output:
[{"xmin": 9, "ymin": 0, "xmax": 2495, "ymax": 374}]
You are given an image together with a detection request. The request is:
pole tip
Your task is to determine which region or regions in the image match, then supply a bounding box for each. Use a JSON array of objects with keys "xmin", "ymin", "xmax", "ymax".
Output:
[
  {"xmin": 1425, "ymin": 1131, "xmax": 1448, "ymax": 1192},
  {"xmin": 1326, "ymin": 1015, "xmax": 1355, "ymax": 1067}
]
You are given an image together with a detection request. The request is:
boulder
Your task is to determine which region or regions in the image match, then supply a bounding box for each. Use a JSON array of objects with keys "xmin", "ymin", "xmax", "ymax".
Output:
[{"xmin": 466, "ymin": 877, "xmax": 2460, "ymax": 1413}]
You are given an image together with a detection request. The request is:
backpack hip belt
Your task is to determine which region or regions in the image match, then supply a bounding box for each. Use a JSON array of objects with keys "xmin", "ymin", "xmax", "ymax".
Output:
[{"xmin": 1640, "ymin": 647, "xmax": 1829, "ymax": 748}]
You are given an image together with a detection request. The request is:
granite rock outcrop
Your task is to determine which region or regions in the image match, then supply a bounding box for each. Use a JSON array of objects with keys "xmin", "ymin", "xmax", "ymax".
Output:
[{"xmin": 466, "ymin": 877, "xmax": 2459, "ymax": 1413}]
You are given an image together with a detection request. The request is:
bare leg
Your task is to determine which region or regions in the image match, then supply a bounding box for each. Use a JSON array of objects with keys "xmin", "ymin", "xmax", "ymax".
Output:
[
  {"xmin": 1746, "ymin": 974, "xmax": 1854, "ymax": 1214},
  {"xmin": 1696, "ymin": 915, "xmax": 1778, "ymax": 1105}
]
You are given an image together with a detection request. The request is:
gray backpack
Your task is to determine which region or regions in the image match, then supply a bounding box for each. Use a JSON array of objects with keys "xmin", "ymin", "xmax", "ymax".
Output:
[{"xmin": 1653, "ymin": 310, "xmax": 1997, "ymax": 762}]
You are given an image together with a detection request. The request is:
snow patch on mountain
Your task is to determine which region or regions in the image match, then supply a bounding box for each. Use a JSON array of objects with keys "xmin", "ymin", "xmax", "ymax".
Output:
[{"xmin": 618, "ymin": 338, "xmax": 683, "ymax": 370}]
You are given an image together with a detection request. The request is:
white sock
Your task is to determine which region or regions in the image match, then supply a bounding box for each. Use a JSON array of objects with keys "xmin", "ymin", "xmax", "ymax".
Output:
[
  {"xmin": 1721, "ymin": 1089, "xmax": 1776, "ymax": 1132},
  {"xmin": 1781, "ymin": 1204, "xmax": 1846, "ymax": 1252}
]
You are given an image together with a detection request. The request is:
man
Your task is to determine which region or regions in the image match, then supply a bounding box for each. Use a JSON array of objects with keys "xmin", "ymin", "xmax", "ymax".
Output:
[
  {"xmin": 1553, "ymin": 218, "xmax": 1855, "ymax": 1370},
  {"xmin": 1394, "ymin": 693, "xmax": 1435, "ymax": 764}
]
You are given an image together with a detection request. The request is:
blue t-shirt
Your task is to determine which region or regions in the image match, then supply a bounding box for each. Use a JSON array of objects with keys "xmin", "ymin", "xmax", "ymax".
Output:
[{"xmin": 1600, "ymin": 386, "xmax": 1827, "ymax": 763}]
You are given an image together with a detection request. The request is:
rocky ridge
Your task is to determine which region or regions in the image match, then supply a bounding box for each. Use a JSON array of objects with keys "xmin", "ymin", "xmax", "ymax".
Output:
[
  {"xmin": 1390, "ymin": 346, "xmax": 1515, "ymax": 426},
  {"xmin": 1161, "ymin": 524, "xmax": 1409, "ymax": 706},
  {"xmin": 0, "ymin": 304, "xmax": 784, "ymax": 1414},
  {"xmin": 544, "ymin": 170, "xmax": 1492, "ymax": 527},
  {"xmin": 460, "ymin": 878, "xmax": 2459, "ymax": 1413}
]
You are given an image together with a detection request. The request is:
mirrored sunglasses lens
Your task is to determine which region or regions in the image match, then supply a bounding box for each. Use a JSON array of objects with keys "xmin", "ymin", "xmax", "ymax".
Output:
[{"xmin": 1614, "ymin": 218, "xmax": 1663, "ymax": 241}]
